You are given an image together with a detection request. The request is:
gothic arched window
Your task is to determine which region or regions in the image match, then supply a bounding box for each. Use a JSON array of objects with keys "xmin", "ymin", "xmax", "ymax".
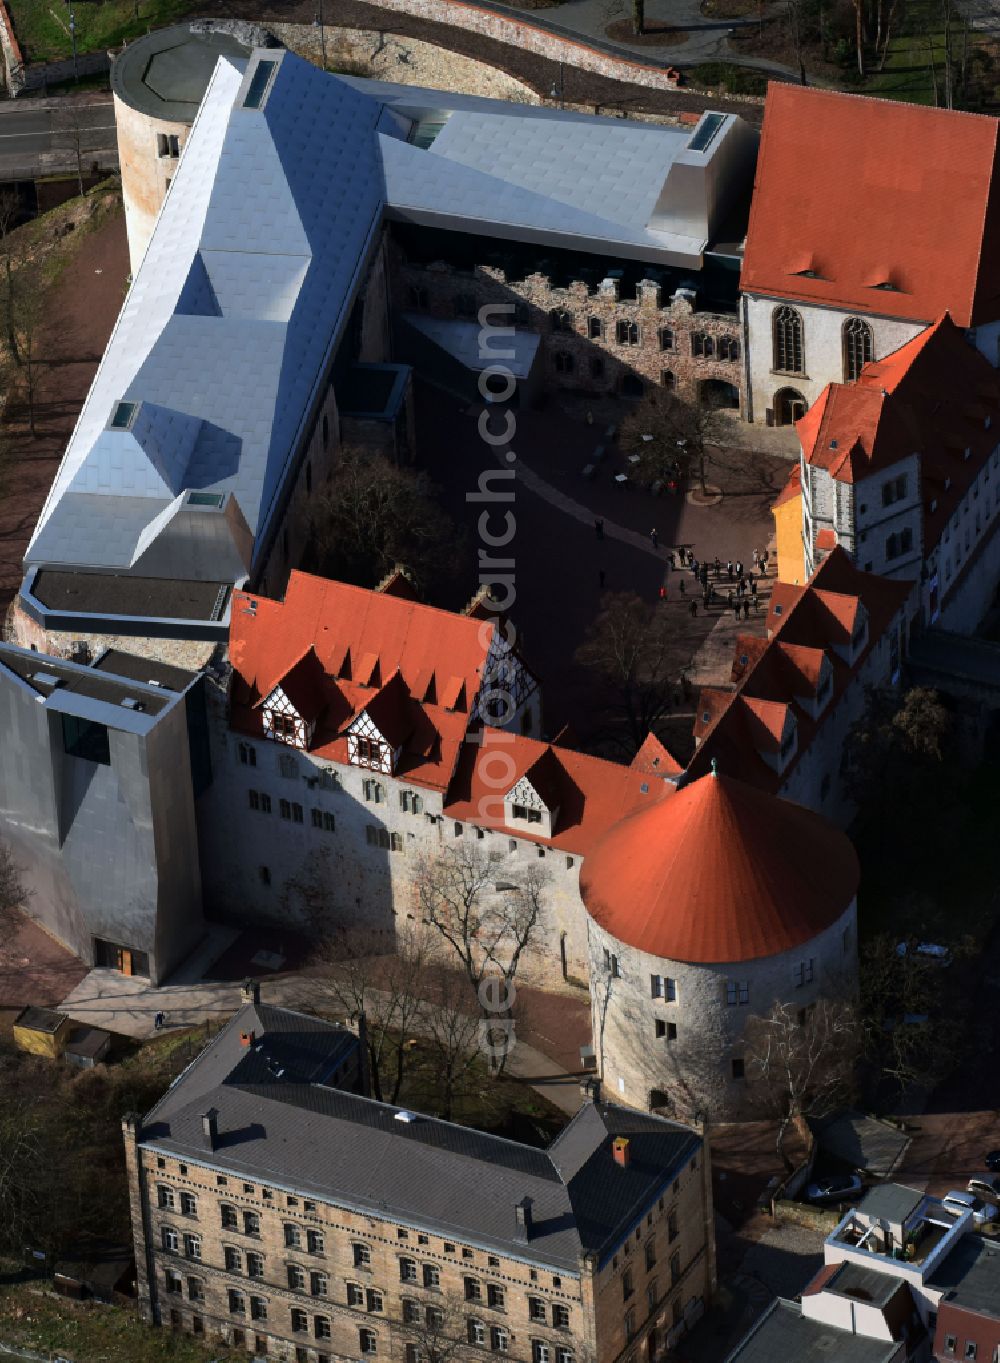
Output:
[
  {"xmin": 843, "ymin": 316, "xmax": 874, "ymax": 382},
  {"xmin": 773, "ymin": 306, "xmax": 804, "ymax": 375}
]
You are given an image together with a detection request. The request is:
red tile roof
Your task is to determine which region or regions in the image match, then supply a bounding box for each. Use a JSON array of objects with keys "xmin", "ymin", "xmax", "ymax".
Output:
[
  {"xmin": 741, "ymin": 86, "xmax": 1000, "ymax": 325},
  {"xmin": 687, "ymin": 549, "xmax": 912, "ymax": 793},
  {"xmin": 443, "ymin": 732, "xmax": 672, "ymax": 855},
  {"xmin": 580, "ymin": 770, "xmax": 859, "ymax": 964},
  {"xmin": 815, "ymin": 528, "xmax": 837, "ymax": 551},
  {"xmin": 229, "ymin": 571, "xmax": 523, "ymax": 791},
  {"xmin": 798, "ymin": 315, "xmax": 1000, "ymax": 552}
]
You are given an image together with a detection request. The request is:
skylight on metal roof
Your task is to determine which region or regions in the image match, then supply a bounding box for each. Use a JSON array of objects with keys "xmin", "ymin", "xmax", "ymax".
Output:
[
  {"xmin": 687, "ymin": 113, "xmax": 725, "ymax": 154},
  {"xmin": 188, "ymin": 492, "xmax": 226, "ymax": 509},
  {"xmin": 110, "ymin": 400, "xmax": 138, "ymax": 430},
  {"xmin": 408, "ymin": 116, "xmax": 449, "ymax": 150},
  {"xmin": 243, "ymin": 59, "xmax": 278, "ymax": 110}
]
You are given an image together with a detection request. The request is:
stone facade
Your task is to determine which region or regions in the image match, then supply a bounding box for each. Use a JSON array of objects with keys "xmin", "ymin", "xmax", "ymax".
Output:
[
  {"xmin": 742, "ymin": 294, "xmax": 924, "ymax": 427},
  {"xmin": 587, "ymin": 902, "xmax": 858, "ymax": 1122},
  {"xmin": 270, "ymin": 22, "xmax": 539, "ymax": 103},
  {"xmin": 342, "ymin": 0, "xmax": 681, "ymax": 92},
  {"xmin": 113, "ymin": 91, "xmax": 190, "ymax": 272},
  {"xmin": 803, "ymin": 452, "xmax": 924, "ymax": 583},
  {"xmin": 392, "ymin": 250, "xmax": 743, "ymax": 407},
  {"xmin": 123, "ymin": 1029, "xmax": 714, "ymax": 1363}
]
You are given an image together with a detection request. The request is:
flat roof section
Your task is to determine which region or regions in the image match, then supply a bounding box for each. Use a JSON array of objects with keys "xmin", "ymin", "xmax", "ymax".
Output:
[
  {"xmin": 0, "ymin": 644, "xmax": 174, "ymax": 717},
  {"xmin": 30, "ymin": 570, "xmax": 230, "ymax": 622},
  {"xmin": 112, "ymin": 24, "xmax": 257, "ymax": 122},
  {"xmin": 928, "ymin": 1234, "xmax": 1000, "ymax": 1320},
  {"xmin": 93, "ymin": 648, "xmax": 196, "ymax": 692},
  {"xmin": 726, "ymin": 1299, "xmax": 902, "ymax": 1363}
]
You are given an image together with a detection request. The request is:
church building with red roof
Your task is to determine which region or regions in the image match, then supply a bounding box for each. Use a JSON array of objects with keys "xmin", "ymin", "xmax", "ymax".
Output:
[{"xmin": 741, "ymin": 86, "xmax": 1000, "ymax": 428}]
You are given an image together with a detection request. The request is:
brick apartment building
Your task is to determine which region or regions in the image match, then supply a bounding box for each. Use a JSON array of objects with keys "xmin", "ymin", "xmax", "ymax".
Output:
[{"xmin": 124, "ymin": 985, "xmax": 717, "ymax": 1363}]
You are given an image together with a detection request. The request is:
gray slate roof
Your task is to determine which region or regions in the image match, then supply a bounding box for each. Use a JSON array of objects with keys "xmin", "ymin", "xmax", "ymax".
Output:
[
  {"xmin": 856, "ymin": 1183, "xmax": 925, "ymax": 1226},
  {"xmin": 142, "ymin": 1001, "xmax": 700, "ymax": 1271},
  {"xmin": 27, "ymin": 49, "xmax": 751, "ymax": 618},
  {"xmin": 927, "ymin": 1233, "xmax": 1000, "ymax": 1320},
  {"xmin": 725, "ymin": 1299, "xmax": 903, "ymax": 1363}
]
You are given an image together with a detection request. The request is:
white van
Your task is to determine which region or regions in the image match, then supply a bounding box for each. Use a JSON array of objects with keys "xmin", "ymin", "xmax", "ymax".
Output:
[{"xmin": 942, "ymin": 1189, "xmax": 997, "ymax": 1225}]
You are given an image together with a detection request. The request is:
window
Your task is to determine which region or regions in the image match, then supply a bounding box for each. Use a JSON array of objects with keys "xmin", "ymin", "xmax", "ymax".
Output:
[
  {"xmin": 285, "ymin": 1261, "xmax": 306, "ymax": 1290},
  {"xmin": 400, "ymin": 790, "xmax": 424, "ymax": 814},
  {"xmin": 244, "ymin": 1210, "xmax": 260, "ymax": 1236},
  {"xmin": 668, "ymin": 1209, "xmax": 679, "ymax": 1243},
  {"xmin": 655, "ymin": 1019, "xmax": 666, "ymax": 1039},
  {"xmin": 165, "ymin": 1268, "xmax": 183, "ymax": 1294},
  {"xmin": 943, "ymin": 1338, "xmax": 957, "ymax": 1357},
  {"xmin": 602, "ymin": 948, "xmax": 621, "ymax": 978},
  {"xmin": 229, "ymin": 1289, "xmax": 246, "ymax": 1315},
  {"xmin": 315, "ymin": 1316, "xmax": 332, "ymax": 1340},
  {"xmin": 291, "ymin": 1308, "xmax": 309, "ymax": 1333},
  {"xmin": 348, "ymin": 1282, "xmax": 365, "ymax": 1306},
  {"xmin": 529, "ymin": 1297, "xmax": 546, "ymax": 1322},
  {"xmin": 691, "ymin": 332, "xmax": 714, "ymax": 359},
  {"xmin": 731, "ymin": 1058, "xmax": 745, "ymax": 1080},
  {"xmin": 794, "ymin": 958, "xmax": 815, "ymax": 987},
  {"xmin": 426, "ymin": 1306, "xmax": 444, "ymax": 1329},
  {"xmin": 162, "ymin": 1227, "xmax": 179, "ymax": 1253},
  {"xmin": 554, "ymin": 351, "xmax": 574, "ymax": 375},
  {"xmin": 404, "ymin": 1299, "xmax": 421, "ymax": 1323},
  {"xmin": 622, "ymin": 1269, "xmax": 634, "ymax": 1301},
  {"xmin": 882, "ymin": 474, "xmax": 908, "ymax": 507},
  {"xmin": 187, "ymin": 1276, "xmax": 204, "ymax": 1302},
  {"xmin": 363, "ymin": 774, "xmax": 385, "ymax": 800},
  {"xmin": 645, "ymin": 1240, "xmax": 656, "ymax": 1271},
  {"xmin": 587, "ymin": 316, "xmax": 603, "ymax": 339},
  {"xmin": 354, "ymin": 1243, "xmax": 371, "ymax": 1269},
  {"xmin": 157, "ymin": 1185, "xmax": 175, "ymax": 1210},
  {"xmin": 718, "ymin": 336, "xmax": 740, "ymax": 362},
  {"xmin": 285, "ymin": 1224, "xmax": 302, "ymax": 1249},
  {"xmin": 487, "ymin": 1283, "xmax": 505, "ymax": 1309},
  {"xmin": 181, "ymin": 1192, "xmax": 197, "ymax": 1217},
  {"xmin": 726, "ymin": 980, "xmax": 749, "ymax": 1006},
  {"xmin": 311, "ymin": 1271, "xmax": 328, "ymax": 1297},
  {"xmin": 250, "ymin": 1296, "xmax": 267, "ymax": 1321},
  {"xmin": 491, "ymin": 1326, "xmax": 509, "ymax": 1352},
  {"xmin": 553, "ymin": 1304, "xmax": 570, "ymax": 1330},
  {"xmin": 624, "ymin": 1308, "xmax": 636, "ymax": 1342},
  {"xmin": 647, "ymin": 1281, "xmax": 658, "ymax": 1313},
  {"xmin": 306, "ymin": 1228, "xmax": 325, "ymax": 1255},
  {"xmin": 360, "ymin": 1327, "xmax": 377, "ymax": 1354},
  {"xmin": 551, "ymin": 310, "xmax": 573, "ymax": 333},
  {"xmin": 659, "ymin": 327, "xmax": 674, "ymax": 351},
  {"xmin": 590, "ymin": 356, "xmax": 604, "ymax": 379},
  {"xmin": 556, "ymin": 1351, "xmax": 573, "ymax": 1363},
  {"xmin": 367, "ymin": 1288, "xmax": 384, "ymax": 1313},
  {"xmin": 239, "ymin": 742, "xmax": 257, "ymax": 767},
  {"xmin": 226, "ymin": 1247, "xmax": 243, "ymax": 1273},
  {"xmin": 469, "ymin": 1319, "xmax": 487, "ymax": 1345},
  {"xmin": 400, "ymin": 1258, "xmax": 418, "ymax": 1283},
  {"xmin": 533, "ymin": 1343, "xmax": 551, "ymax": 1363},
  {"xmin": 465, "ymin": 1277, "xmax": 482, "ymax": 1302},
  {"xmin": 616, "ymin": 319, "xmax": 639, "ymax": 346},
  {"xmin": 424, "ymin": 1263, "xmax": 441, "ymax": 1289},
  {"xmin": 183, "ymin": 1234, "xmax": 201, "ymax": 1260},
  {"xmin": 773, "ymin": 305, "xmax": 804, "ymax": 374},
  {"xmin": 271, "ymin": 712, "xmax": 298, "ymax": 743},
  {"xmin": 964, "ymin": 1345, "xmax": 977, "ymax": 1361},
  {"xmin": 843, "ymin": 317, "xmax": 873, "ymax": 382},
  {"xmin": 246, "ymin": 1252, "xmax": 264, "ymax": 1279}
]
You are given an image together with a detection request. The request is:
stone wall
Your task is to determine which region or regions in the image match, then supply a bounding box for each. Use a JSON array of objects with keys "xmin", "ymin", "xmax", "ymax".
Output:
[
  {"xmin": 113, "ymin": 91, "xmax": 189, "ymax": 272},
  {"xmin": 329, "ymin": 0, "xmax": 681, "ymax": 91},
  {"xmin": 742, "ymin": 293, "xmax": 924, "ymax": 427},
  {"xmin": 392, "ymin": 249, "xmax": 743, "ymax": 406},
  {"xmin": 271, "ymin": 21, "xmax": 539, "ymax": 101},
  {"xmin": 587, "ymin": 902, "xmax": 859, "ymax": 1122},
  {"xmin": 6, "ymin": 600, "xmax": 218, "ymax": 672}
]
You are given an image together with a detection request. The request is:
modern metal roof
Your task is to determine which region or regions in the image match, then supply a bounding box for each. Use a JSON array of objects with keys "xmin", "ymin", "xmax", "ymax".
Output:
[
  {"xmin": 112, "ymin": 24, "xmax": 262, "ymax": 122},
  {"xmin": 141, "ymin": 1001, "xmax": 700, "ymax": 1271},
  {"xmin": 27, "ymin": 48, "xmax": 752, "ymax": 625},
  {"xmin": 0, "ymin": 641, "xmax": 191, "ymax": 728},
  {"xmin": 856, "ymin": 1183, "xmax": 925, "ymax": 1226},
  {"xmin": 725, "ymin": 1299, "xmax": 903, "ymax": 1363}
]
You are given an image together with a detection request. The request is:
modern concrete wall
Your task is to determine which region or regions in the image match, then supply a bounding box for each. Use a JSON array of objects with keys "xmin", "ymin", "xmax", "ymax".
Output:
[{"xmin": 587, "ymin": 901, "xmax": 858, "ymax": 1121}]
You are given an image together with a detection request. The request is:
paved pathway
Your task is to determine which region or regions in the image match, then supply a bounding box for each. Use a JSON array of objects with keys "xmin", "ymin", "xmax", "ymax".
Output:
[{"xmin": 58, "ymin": 958, "xmax": 586, "ymax": 1117}]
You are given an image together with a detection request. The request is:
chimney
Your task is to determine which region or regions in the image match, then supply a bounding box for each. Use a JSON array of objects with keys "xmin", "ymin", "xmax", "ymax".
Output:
[
  {"xmin": 612, "ymin": 1137, "xmax": 631, "ymax": 1169},
  {"xmin": 240, "ymin": 1030, "xmax": 255, "ymax": 1047},
  {"xmin": 515, "ymin": 1196, "xmax": 533, "ymax": 1241},
  {"xmin": 242, "ymin": 979, "xmax": 260, "ymax": 1005},
  {"xmin": 202, "ymin": 1108, "xmax": 219, "ymax": 1152}
]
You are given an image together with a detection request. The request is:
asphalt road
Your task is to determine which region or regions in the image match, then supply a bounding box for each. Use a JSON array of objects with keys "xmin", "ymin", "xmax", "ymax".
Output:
[{"xmin": 0, "ymin": 95, "xmax": 118, "ymax": 181}]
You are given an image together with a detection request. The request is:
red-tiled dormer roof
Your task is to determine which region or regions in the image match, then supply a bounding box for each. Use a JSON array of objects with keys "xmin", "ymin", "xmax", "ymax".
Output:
[
  {"xmin": 687, "ymin": 549, "xmax": 912, "ymax": 793},
  {"xmin": 580, "ymin": 770, "xmax": 859, "ymax": 964},
  {"xmin": 798, "ymin": 315, "xmax": 1000, "ymax": 553},
  {"xmin": 741, "ymin": 87, "xmax": 1000, "ymax": 326},
  {"xmin": 229, "ymin": 571, "xmax": 533, "ymax": 790}
]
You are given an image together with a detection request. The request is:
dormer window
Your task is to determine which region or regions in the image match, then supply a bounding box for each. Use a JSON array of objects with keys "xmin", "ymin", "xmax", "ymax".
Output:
[
  {"xmin": 512, "ymin": 803, "xmax": 542, "ymax": 824},
  {"xmin": 109, "ymin": 400, "xmax": 138, "ymax": 431},
  {"xmin": 243, "ymin": 59, "xmax": 278, "ymax": 111},
  {"xmin": 271, "ymin": 714, "xmax": 296, "ymax": 743},
  {"xmin": 355, "ymin": 736, "xmax": 381, "ymax": 766}
]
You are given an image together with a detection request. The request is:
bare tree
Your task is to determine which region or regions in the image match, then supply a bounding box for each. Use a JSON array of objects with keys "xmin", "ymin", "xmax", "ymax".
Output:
[
  {"xmin": 421, "ymin": 964, "xmax": 482, "ymax": 1122},
  {"xmin": 0, "ymin": 189, "xmax": 21, "ymax": 366},
  {"xmin": 394, "ymin": 1293, "xmax": 472, "ymax": 1363},
  {"xmin": 4, "ymin": 252, "xmax": 46, "ymax": 434},
  {"xmin": 414, "ymin": 842, "xmax": 546, "ymax": 1075},
  {"xmin": 744, "ymin": 998, "xmax": 859, "ymax": 1169},
  {"xmin": 0, "ymin": 1108, "xmax": 48, "ymax": 1253},
  {"xmin": 575, "ymin": 592, "xmax": 678, "ymax": 756}
]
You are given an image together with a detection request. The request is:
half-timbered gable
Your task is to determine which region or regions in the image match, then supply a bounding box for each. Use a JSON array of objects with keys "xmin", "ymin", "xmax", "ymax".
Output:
[
  {"xmin": 473, "ymin": 628, "xmax": 539, "ymax": 734},
  {"xmin": 347, "ymin": 709, "xmax": 394, "ymax": 774}
]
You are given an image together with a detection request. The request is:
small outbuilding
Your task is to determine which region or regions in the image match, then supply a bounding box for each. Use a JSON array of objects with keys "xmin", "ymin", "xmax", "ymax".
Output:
[{"xmin": 12, "ymin": 1006, "xmax": 75, "ymax": 1059}]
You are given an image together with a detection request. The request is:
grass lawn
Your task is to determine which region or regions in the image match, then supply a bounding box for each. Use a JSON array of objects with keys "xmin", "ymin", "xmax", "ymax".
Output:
[
  {"xmin": 7, "ymin": 0, "xmax": 197, "ymax": 65},
  {"xmin": 0, "ymin": 1270, "xmax": 216, "ymax": 1363}
]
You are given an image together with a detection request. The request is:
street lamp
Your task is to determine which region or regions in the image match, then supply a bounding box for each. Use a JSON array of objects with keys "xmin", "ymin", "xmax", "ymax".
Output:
[
  {"xmin": 69, "ymin": 8, "xmax": 78, "ymax": 82},
  {"xmin": 314, "ymin": 0, "xmax": 327, "ymax": 71}
]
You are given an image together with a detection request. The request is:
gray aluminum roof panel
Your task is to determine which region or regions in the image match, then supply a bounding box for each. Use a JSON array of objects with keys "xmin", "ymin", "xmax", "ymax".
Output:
[
  {"xmin": 927, "ymin": 1233, "xmax": 1000, "ymax": 1319},
  {"xmin": 725, "ymin": 1299, "xmax": 902, "ymax": 1363}
]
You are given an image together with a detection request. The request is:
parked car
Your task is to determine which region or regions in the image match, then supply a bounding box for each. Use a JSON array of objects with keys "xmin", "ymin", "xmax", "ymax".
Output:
[
  {"xmin": 967, "ymin": 1175, "xmax": 1000, "ymax": 1205},
  {"xmin": 895, "ymin": 941, "xmax": 953, "ymax": 966},
  {"xmin": 942, "ymin": 1190, "xmax": 998, "ymax": 1225},
  {"xmin": 806, "ymin": 1174, "xmax": 863, "ymax": 1204},
  {"xmin": 986, "ymin": 1151, "xmax": 1000, "ymax": 1172}
]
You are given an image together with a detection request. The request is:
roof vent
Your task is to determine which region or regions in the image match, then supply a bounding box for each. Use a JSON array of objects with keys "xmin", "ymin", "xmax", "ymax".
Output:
[
  {"xmin": 31, "ymin": 671, "xmax": 62, "ymax": 690},
  {"xmin": 612, "ymin": 1136, "xmax": 631, "ymax": 1168},
  {"xmin": 829, "ymin": 440, "xmax": 838, "ymax": 450},
  {"xmin": 120, "ymin": 697, "xmax": 144, "ymax": 711},
  {"xmin": 515, "ymin": 1196, "xmax": 533, "ymax": 1241},
  {"xmin": 202, "ymin": 1108, "xmax": 219, "ymax": 1151},
  {"xmin": 394, "ymin": 1110, "xmax": 419, "ymax": 1124}
]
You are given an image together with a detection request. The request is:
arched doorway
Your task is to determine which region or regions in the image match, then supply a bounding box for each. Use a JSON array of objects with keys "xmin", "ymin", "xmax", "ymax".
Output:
[
  {"xmin": 700, "ymin": 378, "xmax": 740, "ymax": 409},
  {"xmin": 773, "ymin": 387, "xmax": 807, "ymax": 426}
]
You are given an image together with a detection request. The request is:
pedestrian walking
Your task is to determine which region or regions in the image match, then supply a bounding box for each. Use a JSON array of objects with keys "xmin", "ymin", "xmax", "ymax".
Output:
[
  {"xmin": 667, "ymin": 551, "xmax": 676, "ymax": 570},
  {"xmin": 736, "ymin": 560, "xmax": 743, "ymax": 580},
  {"xmin": 691, "ymin": 558, "xmax": 700, "ymax": 578},
  {"xmin": 750, "ymin": 579, "xmax": 758, "ymax": 600},
  {"xmin": 650, "ymin": 528, "xmax": 659, "ymax": 549},
  {"xmin": 154, "ymin": 1011, "xmax": 165, "ymax": 1031},
  {"xmin": 689, "ymin": 599, "xmax": 698, "ymax": 617},
  {"xmin": 761, "ymin": 548, "xmax": 769, "ymax": 571},
  {"xmin": 595, "ymin": 518, "xmax": 604, "ymax": 540},
  {"xmin": 700, "ymin": 566, "xmax": 709, "ymax": 588},
  {"xmin": 679, "ymin": 577, "xmax": 686, "ymax": 595},
  {"xmin": 733, "ymin": 601, "xmax": 741, "ymax": 619},
  {"xmin": 752, "ymin": 548, "xmax": 760, "ymax": 570},
  {"xmin": 742, "ymin": 598, "xmax": 750, "ymax": 620},
  {"xmin": 714, "ymin": 556, "xmax": 721, "ymax": 577},
  {"xmin": 727, "ymin": 589, "xmax": 734, "ymax": 608},
  {"xmin": 726, "ymin": 560, "xmax": 734, "ymax": 581},
  {"xmin": 599, "ymin": 569, "xmax": 606, "ymax": 589},
  {"xmin": 659, "ymin": 585, "xmax": 668, "ymax": 602}
]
